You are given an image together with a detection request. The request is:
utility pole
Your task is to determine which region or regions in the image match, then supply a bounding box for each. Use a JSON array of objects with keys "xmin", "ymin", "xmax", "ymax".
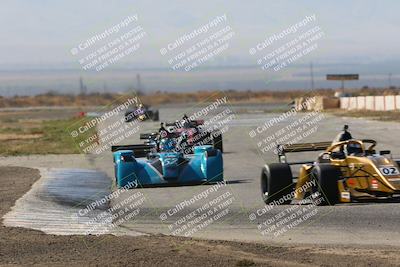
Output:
[
  {"xmin": 79, "ymin": 77, "xmax": 86, "ymax": 95},
  {"xmin": 103, "ymin": 82, "xmax": 107, "ymax": 93},
  {"xmin": 136, "ymin": 74, "xmax": 141, "ymax": 91},
  {"xmin": 310, "ymin": 62, "xmax": 315, "ymax": 91},
  {"xmin": 389, "ymin": 73, "xmax": 392, "ymax": 88}
]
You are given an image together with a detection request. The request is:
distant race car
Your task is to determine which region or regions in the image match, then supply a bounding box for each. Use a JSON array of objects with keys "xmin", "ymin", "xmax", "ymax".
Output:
[
  {"xmin": 140, "ymin": 119, "xmax": 223, "ymax": 154},
  {"xmin": 125, "ymin": 104, "xmax": 159, "ymax": 122},
  {"xmin": 111, "ymin": 142, "xmax": 223, "ymax": 188},
  {"xmin": 261, "ymin": 139, "xmax": 400, "ymax": 205}
]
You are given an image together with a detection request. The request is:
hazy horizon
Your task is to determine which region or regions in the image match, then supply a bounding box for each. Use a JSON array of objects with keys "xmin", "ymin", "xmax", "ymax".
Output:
[{"xmin": 0, "ymin": 0, "xmax": 398, "ymax": 95}]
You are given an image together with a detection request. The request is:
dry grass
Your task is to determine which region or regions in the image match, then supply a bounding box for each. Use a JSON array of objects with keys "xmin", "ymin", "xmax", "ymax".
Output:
[
  {"xmin": 0, "ymin": 93, "xmax": 119, "ymax": 107},
  {"xmin": 0, "ymin": 90, "xmax": 335, "ymax": 108},
  {"xmin": 1, "ymin": 88, "xmax": 399, "ymax": 108},
  {"xmin": 0, "ymin": 117, "xmax": 97, "ymax": 156},
  {"xmin": 328, "ymin": 109, "xmax": 400, "ymax": 122}
]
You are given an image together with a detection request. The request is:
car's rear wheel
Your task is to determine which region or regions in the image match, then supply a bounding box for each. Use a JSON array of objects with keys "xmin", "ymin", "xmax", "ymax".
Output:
[
  {"xmin": 311, "ymin": 164, "xmax": 341, "ymax": 205},
  {"xmin": 261, "ymin": 163, "xmax": 293, "ymax": 204},
  {"xmin": 152, "ymin": 110, "xmax": 159, "ymax": 121},
  {"xmin": 212, "ymin": 131, "xmax": 223, "ymax": 152}
]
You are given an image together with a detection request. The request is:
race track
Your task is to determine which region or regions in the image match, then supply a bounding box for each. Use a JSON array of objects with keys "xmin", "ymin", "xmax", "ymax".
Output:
[
  {"xmin": 97, "ymin": 105, "xmax": 400, "ymax": 246},
  {"xmin": 3, "ymin": 104, "xmax": 400, "ymax": 246}
]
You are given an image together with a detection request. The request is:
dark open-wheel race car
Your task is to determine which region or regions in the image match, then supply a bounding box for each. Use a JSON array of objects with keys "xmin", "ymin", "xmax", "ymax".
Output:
[
  {"xmin": 125, "ymin": 104, "xmax": 159, "ymax": 122},
  {"xmin": 139, "ymin": 119, "xmax": 223, "ymax": 154},
  {"xmin": 261, "ymin": 139, "xmax": 400, "ymax": 205},
  {"xmin": 111, "ymin": 134, "xmax": 223, "ymax": 188}
]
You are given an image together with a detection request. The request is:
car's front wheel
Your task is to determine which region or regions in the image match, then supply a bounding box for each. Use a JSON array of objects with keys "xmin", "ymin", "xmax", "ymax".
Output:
[
  {"xmin": 261, "ymin": 163, "xmax": 293, "ymax": 205},
  {"xmin": 311, "ymin": 164, "xmax": 341, "ymax": 205}
]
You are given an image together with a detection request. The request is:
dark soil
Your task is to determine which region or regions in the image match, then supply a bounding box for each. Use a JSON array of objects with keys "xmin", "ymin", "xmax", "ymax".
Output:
[{"xmin": 0, "ymin": 166, "xmax": 398, "ymax": 266}]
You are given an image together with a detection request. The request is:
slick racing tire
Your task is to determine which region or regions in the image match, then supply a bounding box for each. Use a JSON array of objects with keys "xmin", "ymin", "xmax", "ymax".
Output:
[
  {"xmin": 261, "ymin": 163, "xmax": 293, "ymax": 205},
  {"xmin": 152, "ymin": 110, "xmax": 159, "ymax": 121},
  {"xmin": 140, "ymin": 133, "xmax": 151, "ymax": 140},
  {"xmin": 311, "ymin": 164, "xmax": 341, "ymax": 206},
  {"xmin": 125, "ymin": 113, "xmax": 135, "ymax": 122},
  {"xmin": 212, "ymin": 130, "xmax": 223, "ymax": 153}
]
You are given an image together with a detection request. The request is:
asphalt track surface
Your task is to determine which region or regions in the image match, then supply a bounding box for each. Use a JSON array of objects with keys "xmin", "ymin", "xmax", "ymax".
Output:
[
  {"xmin": 87, "ymin": 105, "xmax": 400, "ymax": 245},
  {"xmin": 3, "ymin": 105, "xmax": 400, "ymax": 246}
]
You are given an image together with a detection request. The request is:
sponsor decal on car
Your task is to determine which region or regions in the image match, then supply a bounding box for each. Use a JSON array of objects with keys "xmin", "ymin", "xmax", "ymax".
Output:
[
  {"xmin": 371, "ymin": 179, "xmax": 379, "ymax": 189},
  {"xmin": 341, "ymin": 192, "xmax": 350, "ymax": 200}
]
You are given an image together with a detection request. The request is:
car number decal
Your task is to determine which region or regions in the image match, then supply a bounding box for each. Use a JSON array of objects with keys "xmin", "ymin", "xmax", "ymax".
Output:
[
  {"xmin": 164, "ymin": 158, "xmax": 178, "ymax": 166},
  {"xmin": 379, "ymin": 166, "xmax": 400, "ymax": 176}
]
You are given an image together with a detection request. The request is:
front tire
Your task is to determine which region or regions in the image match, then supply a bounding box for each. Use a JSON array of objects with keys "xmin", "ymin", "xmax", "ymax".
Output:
[
  {"xmin": 261, "ymin": 163, "xmax": 293, "ymax": 204},
  {"xmin": 311, "ymin": 164, "xmax": 341, "ymax": 205},
  {"xmin": 125, "ymin": 112, "xmax": 134, "ymax": 122}
]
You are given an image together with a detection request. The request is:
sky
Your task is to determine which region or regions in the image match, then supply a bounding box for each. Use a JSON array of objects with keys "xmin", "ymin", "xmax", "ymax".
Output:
[
  {"xmin": 0, "ymin": 0, "xmax": 398, "ymax": 67},
  {"xmin": 0, "ymin": 0, "xmax": 398, "ymax": 94}
]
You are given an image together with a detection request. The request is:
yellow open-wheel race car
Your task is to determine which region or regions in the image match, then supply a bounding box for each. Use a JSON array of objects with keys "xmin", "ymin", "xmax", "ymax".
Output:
[{"xmin": 261, "ymin": 139, "xmax": 400, "ymax": 205}]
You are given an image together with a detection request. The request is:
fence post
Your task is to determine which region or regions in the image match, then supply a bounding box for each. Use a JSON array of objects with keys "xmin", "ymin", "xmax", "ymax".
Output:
[
  {"xmin": 383, "ymin": 95, "xmax": 386, "ymax": 111},
  {"xmin": 364, "ymin": 96, "xmax": 367, "ymax": 110},
  {"xmin": 373, "ymin": 96, "xmax": 376, "ymax": 111}
]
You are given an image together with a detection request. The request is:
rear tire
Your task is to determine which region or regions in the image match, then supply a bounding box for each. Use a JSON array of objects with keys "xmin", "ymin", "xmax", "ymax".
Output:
[
  {"xmin": 152, "ymin": 110, "xmax": 159, "ymax": 121},
  {"xmin": 212, "ymin": 131, "xmax": 223, "ymax": 153},
  {"xmin": 261, "ymin": 163, "xmax": 293, "ymax": 204},
  {"xmin": 311, "ymin": 164, "xmax": 341, "ymax": 205},
  {"xmin": 140, "ymin": 133, "xmax": 150, "ymax": 140}
]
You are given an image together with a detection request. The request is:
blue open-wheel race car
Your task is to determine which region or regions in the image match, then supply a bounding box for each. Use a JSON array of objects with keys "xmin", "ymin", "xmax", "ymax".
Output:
[{"xmin": 111, "ymin": 141, "xmax": 223, "ymax": 188}]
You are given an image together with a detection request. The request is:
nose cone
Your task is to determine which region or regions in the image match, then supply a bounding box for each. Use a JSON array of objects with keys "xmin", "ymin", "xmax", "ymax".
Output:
[
  {"xmin": 194, "ymin": 145, "xmax": 213, "ymax": 154},
  {"xmin": 160, "ymin": 153, "xmax": 183, "ymax": 181},
  {"xmin": 372, "ymin": 156, "xmax": 400, "ymax": 190}
]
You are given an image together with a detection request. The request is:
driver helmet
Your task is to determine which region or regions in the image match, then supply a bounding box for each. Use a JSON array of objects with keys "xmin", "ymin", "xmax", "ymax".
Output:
[
  {"xmin": 160, "ymin": 130, "xmax": 168, "ymax": 138},
  {"xmin": 159, "ymin": 138, "xmax": 176, "ymax": 152},
  {"xmin": 346, "ymin": 142, "xmax": 363, "ymax": 155},
  {"xmin": 182, "ymin": 119, "xmax": 190, "ymax": 128}
]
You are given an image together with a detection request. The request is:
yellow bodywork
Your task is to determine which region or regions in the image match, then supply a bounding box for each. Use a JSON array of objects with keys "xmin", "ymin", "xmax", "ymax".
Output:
[
  {"xmin": 138, "ymin": 114, "xmax": 147, "ymax": 121},
  {"xmin": 294, "ymin": 140, "xmax": 400, "ymax": 202}
]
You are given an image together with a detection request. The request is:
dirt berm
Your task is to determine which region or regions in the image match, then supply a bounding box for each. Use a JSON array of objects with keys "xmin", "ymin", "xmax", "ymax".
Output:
[{"xmin": 0, "ymin": 166, "xmax": 398, "ymax": 266}]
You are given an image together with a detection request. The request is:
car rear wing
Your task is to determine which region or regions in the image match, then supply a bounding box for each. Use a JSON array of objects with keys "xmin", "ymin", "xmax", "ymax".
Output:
[
  {"xmin": 111, "ymin": 144, "xmax": 155, "ymax": 158},
  {"xmin": 165, "ymin": 120, "xmax": 204, "ymax": 128},
  {"xmin": 165, "ymin": 122, "xmax": 178, "ymax": 127},
  {"xmin": 277, "ymin": 141, "xmax": 332, "ymax": 165},
  {"xmin": 140, "ymin": 133, "xmax": 158, "ymax": 140}
]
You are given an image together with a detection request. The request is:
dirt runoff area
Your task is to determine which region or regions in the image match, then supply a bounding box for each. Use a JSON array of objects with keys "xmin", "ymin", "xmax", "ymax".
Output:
[{"xmin": 0, "ymin": 166, "xmax": 399, "ymax": 267}]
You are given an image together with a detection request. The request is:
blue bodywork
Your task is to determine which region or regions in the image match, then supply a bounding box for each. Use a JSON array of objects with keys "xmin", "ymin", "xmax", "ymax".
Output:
[{"xmin": 113, "ymin": 145, "xmax": 223, "ymax": 188}]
